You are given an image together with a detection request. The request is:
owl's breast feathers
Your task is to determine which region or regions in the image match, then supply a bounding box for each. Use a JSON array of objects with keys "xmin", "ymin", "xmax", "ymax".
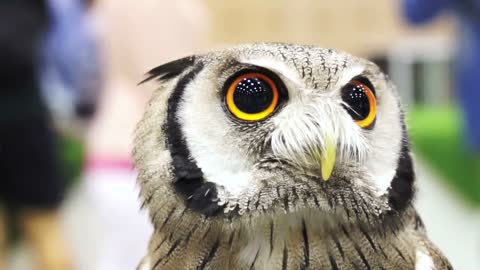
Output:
[{"xmin": 141, "ymin": 205, "xmax": 451, "ymax": 270}]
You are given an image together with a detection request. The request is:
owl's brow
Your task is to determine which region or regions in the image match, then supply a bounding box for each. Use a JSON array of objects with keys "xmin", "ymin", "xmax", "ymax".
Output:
[{"xmin": 216, "ymin": 59, "xmax": 269, "ymax": 77}]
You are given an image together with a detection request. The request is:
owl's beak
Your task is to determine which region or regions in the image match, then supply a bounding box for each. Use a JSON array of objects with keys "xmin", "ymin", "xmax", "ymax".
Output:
[
  {"xmin": 270, "ymin": 105, "xmax": 341, "ymax": 181},
  {"xmin": 319, "ymin": 137, "xmax": 336, "ymax": 181}
]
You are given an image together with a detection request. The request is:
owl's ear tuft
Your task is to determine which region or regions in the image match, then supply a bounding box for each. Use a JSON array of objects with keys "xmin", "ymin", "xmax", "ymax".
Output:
[{"xmin": 139, "ymin": 56, "xmax": 196, "ymax": 84}]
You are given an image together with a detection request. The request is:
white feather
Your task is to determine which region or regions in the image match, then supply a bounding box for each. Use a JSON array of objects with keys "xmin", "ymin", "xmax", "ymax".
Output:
[
  {"xmin": 415, "ymin": 250, "xmax": 435, "ymax": 270},
  {"xmin": 137, "ymin": 256, "xmax": 151, "ymax": 270},
  {"xmin": 332, "ymin": 65, "xmax": 365, "ymax": 90},
  {"xmin": 270, "ymin": 91, "xmax": 368, "ymax": 169},
  {"xmin": 179, "ymin": 76, "xmax": 253, "ymax": 197},
  {"xmin": 238, "ymin": 56, "xmax": 302, "ymax": 86}
]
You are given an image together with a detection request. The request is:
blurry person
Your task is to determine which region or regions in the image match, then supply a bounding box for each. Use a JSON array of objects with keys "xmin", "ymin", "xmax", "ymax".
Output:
[
  {"xmin": 41, "ymin": 0, "xmax": 101, "ymax": 126},
  {"xmin": 0, "ymin": 0, "xmax": 72, "ymax": 270},
  {"xmin": 81, "ymin": 0, "xmax": 209, "ymax": 269},
  {"xmin": 401, "ymin": 1, "xmax": 480, "ymax": 165}
]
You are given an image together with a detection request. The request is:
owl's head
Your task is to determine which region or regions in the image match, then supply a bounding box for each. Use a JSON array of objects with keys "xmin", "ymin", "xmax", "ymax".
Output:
[{"xmin": 135, "ymin": 43, "xmax": 414, "ymax": 228}]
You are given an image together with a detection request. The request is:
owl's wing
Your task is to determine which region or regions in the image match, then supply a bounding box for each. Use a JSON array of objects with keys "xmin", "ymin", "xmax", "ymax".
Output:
[
  {"xmin": 136, "ymin": 255, "xmax": 151, "ymax": 270},
  {"xmin": 415, "ymin": 237, "xmax": 453, "ymax": 270},
  {"xmin": 412, "ymin": 214, "xmax": 453, "ymax": 270}
]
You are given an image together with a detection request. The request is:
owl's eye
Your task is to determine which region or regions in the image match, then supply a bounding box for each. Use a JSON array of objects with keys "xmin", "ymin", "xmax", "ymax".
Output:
[
  {"xmin": 341, "ymin": 78, "xmax": 376, "ymax": 129},
  {"xmin": 225, "ymin": 72, "xmax": 279, "ymax": 121}
]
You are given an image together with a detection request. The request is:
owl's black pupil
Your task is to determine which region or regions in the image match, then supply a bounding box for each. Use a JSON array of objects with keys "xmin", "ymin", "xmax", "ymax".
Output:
[
  {"xmin": 233, "ymin": 77, "xmax": 273, "ymax": 114},
  {"xmin": 341, "ymin": 83, "xmax": 370, "ymax": 120}
]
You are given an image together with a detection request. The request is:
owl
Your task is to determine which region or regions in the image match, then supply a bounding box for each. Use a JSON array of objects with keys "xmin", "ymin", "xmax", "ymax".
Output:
[{"xmin": 134, "ymin": 43, "xmax": 452, "ymax": 270}]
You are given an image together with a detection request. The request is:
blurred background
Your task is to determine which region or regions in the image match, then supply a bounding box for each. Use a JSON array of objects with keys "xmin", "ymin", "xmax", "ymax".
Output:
[{"xmin": 0, "ymin": 0, "xmax": 479, "ymax": 269}]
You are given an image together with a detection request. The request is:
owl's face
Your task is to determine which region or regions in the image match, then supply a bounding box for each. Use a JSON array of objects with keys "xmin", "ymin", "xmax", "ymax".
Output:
[{"xmin": 135, "ymin": 43, "xmax": 414, "ymax": 227}]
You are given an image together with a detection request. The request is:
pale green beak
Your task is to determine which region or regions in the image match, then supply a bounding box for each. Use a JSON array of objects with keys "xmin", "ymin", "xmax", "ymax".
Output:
[{"xmin": 320, "ymin": 138, "xmax": 336, "ymax": 181}]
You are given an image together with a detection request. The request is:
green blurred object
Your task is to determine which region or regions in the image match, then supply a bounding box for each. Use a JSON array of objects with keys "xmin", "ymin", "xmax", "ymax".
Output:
[
  {"xmin": 59, "ymin": 136, "xmax": 84, "ymax": 187},
  {"xmin": 407, "ymin": 106, "xmax": 480, "ymax": 207}
]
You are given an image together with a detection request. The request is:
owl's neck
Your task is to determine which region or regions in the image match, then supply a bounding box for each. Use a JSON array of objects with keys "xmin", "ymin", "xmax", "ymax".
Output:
[{"xmin": 143, "ymin": 206, "xmax": 417, "ymax": 269}]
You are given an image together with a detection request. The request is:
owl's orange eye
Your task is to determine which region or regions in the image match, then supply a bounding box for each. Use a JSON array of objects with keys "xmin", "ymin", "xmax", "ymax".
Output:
[
  {"xmin": 341, "ymin": 79, "xmax": 377, "ymax": 129},
  {"xmin": 225, "ymin": 72, "xmax": 279, "ymax": 121}
]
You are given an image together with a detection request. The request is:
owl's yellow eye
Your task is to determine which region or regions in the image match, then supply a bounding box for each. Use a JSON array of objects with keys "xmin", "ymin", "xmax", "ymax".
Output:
[
  {"xmin": 225, "ymin": 72, "xmax": 279, "ymax": 121},
  {"xmin": 341, "ymin": 79, "xmax": 377, "ymax": 129}
]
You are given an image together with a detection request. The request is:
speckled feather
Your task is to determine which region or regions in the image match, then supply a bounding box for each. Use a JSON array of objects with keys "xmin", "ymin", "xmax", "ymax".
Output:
[{"xmin": 134, "ymin": 43, "xmax": 452, "ymax": 270}]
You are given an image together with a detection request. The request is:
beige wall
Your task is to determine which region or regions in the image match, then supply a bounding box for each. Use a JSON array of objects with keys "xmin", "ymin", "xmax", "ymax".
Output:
[{"xmin": 205, "ymin": 0, "xmax": 454, "ymax": 56}]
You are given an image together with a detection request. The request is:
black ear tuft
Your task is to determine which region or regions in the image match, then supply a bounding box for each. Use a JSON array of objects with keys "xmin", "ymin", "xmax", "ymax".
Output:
[{"xmin": 139, "ymin": 56, "xmax": 196, "ymax": 84}]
